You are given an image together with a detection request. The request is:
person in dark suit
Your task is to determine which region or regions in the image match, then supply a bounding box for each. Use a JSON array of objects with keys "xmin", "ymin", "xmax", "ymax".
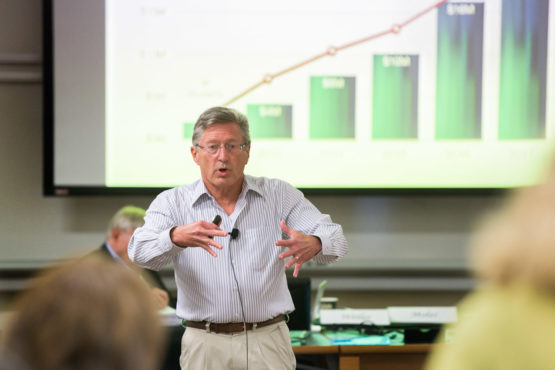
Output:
[{"xmin": 94, "ymin": 205, "xmax": 175, "ymax": 309}]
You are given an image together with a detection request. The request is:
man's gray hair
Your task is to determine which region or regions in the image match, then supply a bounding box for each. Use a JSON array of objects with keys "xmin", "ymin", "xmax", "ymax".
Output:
[
  {"xmin": 192, "ymin": 107, "xmax": 251, "ymax": 146},
  {"xmin": 106, "ymin": 205, "xmax": 146, "ymax": 238}
]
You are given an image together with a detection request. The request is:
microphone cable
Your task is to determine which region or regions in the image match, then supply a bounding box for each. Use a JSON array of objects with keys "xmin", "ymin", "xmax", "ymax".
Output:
[{"xmin": 228, "ymin": 231, "xmax": 249, "ymax": 370}]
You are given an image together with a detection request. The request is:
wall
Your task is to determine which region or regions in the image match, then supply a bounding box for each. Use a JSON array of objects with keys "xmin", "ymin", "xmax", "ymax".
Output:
[{"xmin": 0, "ymin": 0, "xmax": 502, "ymax": 309}]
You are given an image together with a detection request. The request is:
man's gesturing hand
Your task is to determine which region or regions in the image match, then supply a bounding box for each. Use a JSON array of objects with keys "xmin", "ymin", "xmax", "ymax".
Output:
[
  {"xmin": 150, "ymin": 287, "xmax": 170, "ymax": 310},
  {"xmin": 276, "ymin": 220, "xmax": 322, "ymax": 277},
  {"xmin": 170, "ymin": 220, "xmax": 227, "ymax": 257}
]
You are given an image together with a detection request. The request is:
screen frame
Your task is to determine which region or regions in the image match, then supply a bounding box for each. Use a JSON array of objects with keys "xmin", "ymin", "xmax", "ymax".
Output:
[{"xmin": 42, "ymin": 0, "xmax": 507, "ymax": 197}]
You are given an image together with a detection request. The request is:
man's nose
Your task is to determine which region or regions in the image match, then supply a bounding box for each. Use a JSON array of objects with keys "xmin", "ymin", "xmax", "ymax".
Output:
[{"xmin": 216, "ymin": 146, "xmax": 229, "ymax": 160}]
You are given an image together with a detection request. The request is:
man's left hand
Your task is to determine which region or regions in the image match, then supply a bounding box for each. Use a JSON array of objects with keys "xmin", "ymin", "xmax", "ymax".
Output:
[
  {"xmin": 276, "ymin": 220, "xmax": 322, "ymax": 277},
  {"xmin": 151, "ymin": 287, "xmax": 170, "ymax": 310}
]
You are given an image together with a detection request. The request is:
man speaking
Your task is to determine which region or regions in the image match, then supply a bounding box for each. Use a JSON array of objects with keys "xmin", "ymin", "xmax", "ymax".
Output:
[{"xmin": 129, "ymin": 106, "xmax": 348, "ymax": 370}]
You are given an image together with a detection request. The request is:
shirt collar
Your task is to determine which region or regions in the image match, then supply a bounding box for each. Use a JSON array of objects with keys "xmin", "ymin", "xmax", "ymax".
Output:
[
  {"xmin": 244, "ymin": 175, "xmax": 263, "ymax": 197},
  {"xmin": 191, "ymin": 175, "xmax": 264, "ymax": 207},
  {"xmin": 191, "ymin": 179, "xmax": 211, "ymax": 206},
  {"xmin": 104, "ymin": 242, "xmax": 125, "ymax": 265}
]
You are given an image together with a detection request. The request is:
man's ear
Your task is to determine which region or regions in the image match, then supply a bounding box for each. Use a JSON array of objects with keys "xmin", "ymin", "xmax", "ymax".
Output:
[
  {"xmin": 191, "ymin": 145, "xmax": 200, "ymax": 165},
  {"xmin": 111, "ymin": 228, "xmax": 122, "ymax": 240},
  {"xmin": 245, "ymin": 144, "xmax": 250, "ymax": 164}
]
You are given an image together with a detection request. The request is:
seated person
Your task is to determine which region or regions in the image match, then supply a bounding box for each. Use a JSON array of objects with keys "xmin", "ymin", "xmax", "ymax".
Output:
[
  {"xmin": 0, "ymin": 256, "xmax": 164, "ymax": 370},
  {"xmin": 426, "ymin": 174, "xmax": 555, "ymax": 370},
  {"xmin": 94, "ymin": 205, "xmax": 175, "ymax": 309}
]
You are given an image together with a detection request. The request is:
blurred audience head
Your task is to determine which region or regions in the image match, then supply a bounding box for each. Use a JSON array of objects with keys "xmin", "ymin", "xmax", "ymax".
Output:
[
  {"xmin": 0, "ymin": 256, "xmax": 163, "ymax": 370},
  {"xmin": 470, "ymin": 175, "xmax": 555, "ymax": 291}
]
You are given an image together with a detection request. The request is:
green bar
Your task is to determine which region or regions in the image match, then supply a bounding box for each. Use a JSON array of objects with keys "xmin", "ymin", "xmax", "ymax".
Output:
[
  {"xmin": 372, "ymin": 54, "xmax": 418, "ymax": 139},
  {"xmin": 309, "ymin": 76, "xmax": 355, "ymax": 139},
  {"xmin": 183, "ymin": 122, "xmax": 195, "ymax": 140},
  {"xmin": 435, "ymin": 3, "xmax": 484, "ymax": 139},
  {"xmin": 247, "ymin": 104, "xmax": 292, "ymax": 139},
  {"xmin": 498, "ymin": 0, "xmax": 548, "ymax": 139}
]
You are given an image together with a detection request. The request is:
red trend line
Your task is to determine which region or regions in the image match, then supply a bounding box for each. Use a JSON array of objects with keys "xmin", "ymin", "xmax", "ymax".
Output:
[{"xmin": 223, "ymin": 0, "xmax": 448, "ymax": 106}]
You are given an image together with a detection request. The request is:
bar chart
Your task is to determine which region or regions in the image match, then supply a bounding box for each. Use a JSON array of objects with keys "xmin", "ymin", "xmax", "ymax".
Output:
[{"xmin": 106, "ymin": 0, "xmax": 555, "ymax": 189}]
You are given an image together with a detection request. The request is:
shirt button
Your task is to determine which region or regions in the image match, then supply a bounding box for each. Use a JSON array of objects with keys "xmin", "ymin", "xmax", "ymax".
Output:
[
  {"xmin": 231, "ymin": 259, "xmax": 235, "ymax": 264},
  {"xmin": 234, "ymin": 287, "xmax": 238, "ymax": 291}
]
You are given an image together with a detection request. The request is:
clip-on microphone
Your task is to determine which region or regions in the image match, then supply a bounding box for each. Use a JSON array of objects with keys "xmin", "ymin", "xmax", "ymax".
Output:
[
  {"xmin": 230, "ymin": 228, "xmax": 239, "ymax": 240},
  {"xmin": 210, "ymin": 215, "xmax": 239, "ymax": 240}
]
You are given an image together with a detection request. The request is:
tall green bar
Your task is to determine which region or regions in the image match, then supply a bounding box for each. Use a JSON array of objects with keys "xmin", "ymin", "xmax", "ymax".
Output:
[
  {"xmin": 309, "ymin": 76, "xmax": 355, "ymax": 139},
  {"xmin": 499, "ymin": 0, "xmax": 548, "ymax": 139},
  {"xmin": 435, "ymin": 3, "xmax": 484, "ymax": 139},
  {"xmin": 247, "ymin": 104, "xmax": 292, "ymax": 139},
  {"xmin": 372, "ymin": 54, "xmax": 419, "ymax": 139}
]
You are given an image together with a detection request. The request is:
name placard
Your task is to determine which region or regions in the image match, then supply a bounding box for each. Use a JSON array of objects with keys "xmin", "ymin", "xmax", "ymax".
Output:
[
  {"xmin": 319, "ymin": 309, "xmax": 391, "ymax": 326},
  {"xmin": 387, "ymin": 306, "xmax": 457, "ymax": 324}
]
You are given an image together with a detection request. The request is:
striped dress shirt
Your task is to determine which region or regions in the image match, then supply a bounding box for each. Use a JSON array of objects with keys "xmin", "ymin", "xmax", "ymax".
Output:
[{"xmin": 128, "ymin": 175, "xmax": 348, "ymax": 323}]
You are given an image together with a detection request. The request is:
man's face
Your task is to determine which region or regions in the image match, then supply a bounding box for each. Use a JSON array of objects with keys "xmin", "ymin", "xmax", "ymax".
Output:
[
  {"xmin": 191, "ymin": 122, "xmax": 250, "ymax": 191},
  {"xmin": 111, "ymin": 228, "xmax": 134, "ymax": 264}
]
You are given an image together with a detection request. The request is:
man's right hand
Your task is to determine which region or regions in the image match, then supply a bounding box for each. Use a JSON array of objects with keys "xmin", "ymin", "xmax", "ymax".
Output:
[{"xmin": 170, "ymin": 221, "xmax": 227, "ymax": 257}]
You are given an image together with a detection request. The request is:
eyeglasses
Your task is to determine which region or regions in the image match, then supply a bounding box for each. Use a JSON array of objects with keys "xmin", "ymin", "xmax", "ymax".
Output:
[{"xmin": 195, "ymin": 143, "xmax": 249, "ymax": 155}]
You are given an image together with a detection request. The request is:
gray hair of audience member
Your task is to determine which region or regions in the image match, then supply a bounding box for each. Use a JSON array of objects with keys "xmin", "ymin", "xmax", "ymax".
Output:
[
  {"xmin": 106, "ymin": 205, "xmax": 146, "ymax": 239},
  {"xmin": 469, "ymin": 175, "xmax": 555, "ymax": 290},
  {"xmin": 192, "ymin": 106, "xmax": 251, "ymax": 146},
  {"xmin": 0, "ymin": 256, "xmax": 164, "ymax": 370}
]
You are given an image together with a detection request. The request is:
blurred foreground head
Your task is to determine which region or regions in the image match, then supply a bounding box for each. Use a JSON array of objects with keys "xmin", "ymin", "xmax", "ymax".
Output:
[
  {"xmin": 0, "ymin": 256, "xmax": 164, "ymax": 370},
  {"xmin": 471, "ymin": 175, "xmax": 555, "ymax": 291}
]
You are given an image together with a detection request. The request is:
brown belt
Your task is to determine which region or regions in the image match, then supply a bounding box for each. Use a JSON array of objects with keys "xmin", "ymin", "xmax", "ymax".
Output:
[{"xmin": 185, "ymin": 314, "xmax": 285, "ymax": 334}]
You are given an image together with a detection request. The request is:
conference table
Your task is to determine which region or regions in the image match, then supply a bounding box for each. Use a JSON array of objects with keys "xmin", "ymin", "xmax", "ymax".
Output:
[
  {"xmin": 294, "ymin": 344, "xmax": 433, "ymax": 370},
  {"xmin": 292, "ymin": 332, "xmax": 434, "ymax": 370}
]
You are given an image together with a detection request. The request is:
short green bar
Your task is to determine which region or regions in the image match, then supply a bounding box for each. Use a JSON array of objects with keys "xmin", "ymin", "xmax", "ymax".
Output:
[{"xmin": 247, "ymin": 104, "xmax": 292, "ymax": 139}]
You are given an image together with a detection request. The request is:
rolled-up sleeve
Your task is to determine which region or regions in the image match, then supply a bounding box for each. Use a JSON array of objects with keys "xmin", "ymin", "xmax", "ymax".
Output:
[
  {"xmin": 128, "ymin": 191, "xmax": 184, "ymax": 270},
  {"xmin": 280, "ymin": 181, "xmax": 348, "ymax": 264}
]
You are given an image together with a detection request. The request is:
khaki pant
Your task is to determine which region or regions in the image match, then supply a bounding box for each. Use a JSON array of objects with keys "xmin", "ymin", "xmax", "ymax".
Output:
[{"xmin": 180, "ymin": 321, "xmax": 296, "ymax": 370}]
